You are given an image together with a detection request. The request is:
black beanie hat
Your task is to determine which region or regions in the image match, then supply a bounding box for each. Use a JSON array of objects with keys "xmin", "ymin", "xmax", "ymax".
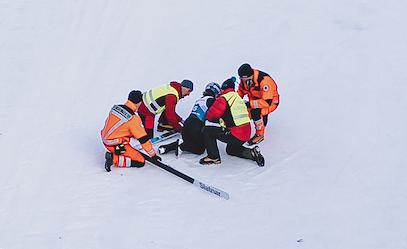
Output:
[
  {"xmin": 128, "ymin": 90, "xmax": 143, "ymax": 104},
  {"xmin": 221, "ymin": 78, "xmax": 236, "ymax": 90},
  {"xmin": 238, "ymin": 63, "xmax": 254, "ymax": 77}
]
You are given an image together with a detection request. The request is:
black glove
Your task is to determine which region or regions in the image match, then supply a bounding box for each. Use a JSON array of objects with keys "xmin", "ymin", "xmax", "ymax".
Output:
[
  {"xmin": 151, "ymin": 154, "xmax": 162, "ymax": 162},
  {"xmin": 245, "ymin": 101, "xmax": 251, "ymax": 108},
  {"xmin": 114, "ymin": 144, "xmax": 126, "ymax": 155}
]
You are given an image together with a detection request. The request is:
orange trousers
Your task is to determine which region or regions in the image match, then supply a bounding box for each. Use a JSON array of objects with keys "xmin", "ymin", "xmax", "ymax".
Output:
[
  {"xmin": 249, "ymin": 104, "xmax": 278, "ymax": 136},
  {"xmin": 105, "ymin": 144, "xmax": 145, "ymax": 168}
]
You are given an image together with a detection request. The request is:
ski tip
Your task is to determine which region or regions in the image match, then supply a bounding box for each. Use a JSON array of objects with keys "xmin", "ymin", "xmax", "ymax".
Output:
[{"xmin": 194, "ymin": 180, "xmax": 230, "ymax": 200}]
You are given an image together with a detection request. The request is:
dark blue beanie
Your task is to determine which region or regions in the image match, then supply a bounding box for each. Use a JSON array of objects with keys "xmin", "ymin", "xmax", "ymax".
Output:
[
  {"xmin": 221, "ymin": 78, "xmax": 236, "ymax": 90},
  {"xmin": 181, "ymin": 79, "xmax": 194, "ymax": 91}
]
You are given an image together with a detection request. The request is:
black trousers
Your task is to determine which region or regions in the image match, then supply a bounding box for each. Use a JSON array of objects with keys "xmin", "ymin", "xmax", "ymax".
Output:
[
  {"xmin": 158, "ymin": 112, "xmax": 169, "ymax": 125},
  {"xmin": 251, "ymin": 108, "xmax": 269, "ymax": 125},
  {"xmin": 203, "ymin": 126, "xmax": 253, "ymax": 160},
  {"xmin": 180, "ymin": 116, "xmax": 206, "ymax": 155}
]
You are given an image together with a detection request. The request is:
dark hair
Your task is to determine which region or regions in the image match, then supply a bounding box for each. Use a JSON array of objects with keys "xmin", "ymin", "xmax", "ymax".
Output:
[
  {"xmin": 238, "ymin": 63, "xmax": 253, "ymax": 77},
  {"xmin": 128, "ymin": 90, "xmax": 143, "ymax": 104}
]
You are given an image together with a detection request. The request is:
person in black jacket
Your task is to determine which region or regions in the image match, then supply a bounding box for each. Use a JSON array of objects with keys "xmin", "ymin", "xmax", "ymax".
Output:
[{"xmin": 158, "ymin": 82, "xmax": 221, "ymax": 156}]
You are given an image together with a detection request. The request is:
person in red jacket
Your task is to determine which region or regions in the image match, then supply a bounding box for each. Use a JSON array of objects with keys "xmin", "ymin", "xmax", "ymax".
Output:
[
  {"xmin": 200, "ymin": 78, "xmax": 265, "ymax": 167},
  {"xmin": 101, "ymin": 90, "xmax": 161, "ymax": 172},
  {"xmin": 138, "ymin": 80, "xmax": 193, "ymax": 138},
  {"xmin": 237, "ymin": 63, "xmax": 280, "ymax": 145}
]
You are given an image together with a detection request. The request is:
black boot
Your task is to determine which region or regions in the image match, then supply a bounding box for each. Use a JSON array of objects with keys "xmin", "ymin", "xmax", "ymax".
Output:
[
  {"xmin": 105, "ymin": 152, "xmax": 113, "ymax": 172},
  {"xmin": 199, "ymin": 156, "xmax": 221, "ymax": 165},
  {"xmin": 158, "ymin": 140, "xmax": 178, "ymax": 155},
  {"xmin": 157, "ymin": 123, "xmax": 174, "ymax": 132},
  {"xmin": 175, "ymin": 139, "xmax": 183, "ymax": 157},
  {"xmin": 251, "ymin": 146, "xmax": 265, "ymax": 167}
]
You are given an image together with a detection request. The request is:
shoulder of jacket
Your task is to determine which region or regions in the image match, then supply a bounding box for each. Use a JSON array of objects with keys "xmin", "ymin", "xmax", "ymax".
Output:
[{"xmin": 165, "ymin": 93, "xmax": 178, "ymax": 102}]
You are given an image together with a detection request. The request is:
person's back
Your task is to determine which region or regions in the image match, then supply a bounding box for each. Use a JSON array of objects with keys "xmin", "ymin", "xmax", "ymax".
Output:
[
  {"xmin": 200, "ymin": 78, "xmax": 264, "ymax": 166},
  {"xmin": 101, "ymin": 103, "xmax": 143, "ymax": 145},
  {"xmin": 206, "ymin": 82, "xmax": 251, "ymax": 142},
  {"xmin": 101, "ymin": 90, "xmax": 160, "ymax": 172}
]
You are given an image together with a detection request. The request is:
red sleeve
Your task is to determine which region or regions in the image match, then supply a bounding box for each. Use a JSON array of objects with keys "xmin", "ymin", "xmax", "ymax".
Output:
[
  {"xmin": 237, "ymin": 82, "xmax": 247, "ymax": 98},
  {"xmin": 165, "ymin": 94, "xmax": 183, "ymax": 131},
  {"xmin": 206, "ymin": 97, "xmax": 227, "ymax": 122}
]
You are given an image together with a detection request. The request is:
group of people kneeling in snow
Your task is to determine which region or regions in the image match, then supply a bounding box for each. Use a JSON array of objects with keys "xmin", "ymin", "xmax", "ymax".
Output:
[{"xmin": 101, "ymin": 63, "xmax": 279, "ymax": 171}]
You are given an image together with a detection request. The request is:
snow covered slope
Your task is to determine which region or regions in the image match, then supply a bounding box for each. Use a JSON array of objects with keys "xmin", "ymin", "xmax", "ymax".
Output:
[{"xmin": 1, "ymin": 0, "xmax": 406, "ymax": 248}]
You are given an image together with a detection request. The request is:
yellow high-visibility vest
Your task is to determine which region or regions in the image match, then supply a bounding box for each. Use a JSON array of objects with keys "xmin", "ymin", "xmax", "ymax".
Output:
[
  {"xmin": 222, "ymin": 91, "xmax": 250, "ymax": 126},
  {"xmin": 142, "ymin": 84, "xmax": 179, "ymax": 114}
]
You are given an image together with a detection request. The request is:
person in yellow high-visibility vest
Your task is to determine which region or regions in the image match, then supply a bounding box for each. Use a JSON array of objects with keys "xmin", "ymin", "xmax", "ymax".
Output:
[
  {"xmin": 138, "ymin": 80, "xmax": 194, "ymax": 138},
  {"xmin": 200, "ymin": 78, "xmax": 265, "ymax": 167}
]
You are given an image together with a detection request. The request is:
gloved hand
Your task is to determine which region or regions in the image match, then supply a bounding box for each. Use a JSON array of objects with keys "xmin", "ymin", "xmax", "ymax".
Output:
[
  {"xmin": 245, "ymin": 101, "xmax": 251, "ymax": 108},
  {"xmin": 114, "ymin": 144, "xmax": 126, "ymax": 155},
  {"xmin": 151, "ymin": 154, "xmax": 162, "ymax": 162}
]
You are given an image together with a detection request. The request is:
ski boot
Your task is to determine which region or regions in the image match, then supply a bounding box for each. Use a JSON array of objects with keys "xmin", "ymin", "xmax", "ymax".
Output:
[
  {"xmin": 158, "ymin": 140, "xmax": 178, "ymax": 155},
  {"xmin": 175, "ymin": 138, "xmax": 183, "ymax": 158},
  {"xmin": 157, "ymin": 123, "xmax": 174, "ymax": 132},
  {"xmin": 251, "ymin": 146, "xmax": 265, "ymax": 167},
  {"xmin": 199, "ymin": 156, "xmax": 221, "ymax": 165},
  {"xmin": 105, "ymin": 152, "xmax": 113, "ymax": 172},
  {"xmin": 158, "ymin": 139, "xmax": 183, "ymax": 157}
]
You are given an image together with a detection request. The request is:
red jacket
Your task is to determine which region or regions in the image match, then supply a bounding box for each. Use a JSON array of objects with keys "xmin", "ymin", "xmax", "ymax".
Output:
[
  {"xmin": 138, "ymin": 82, "xmax": 184, "ymax": 132},
  {"xmin": 206, "ymin": 89, "xmax": 251, "ymax": 142},
  {"xmin": 165, "ymin": 82, "xmax": 183, "ymax": 131}
]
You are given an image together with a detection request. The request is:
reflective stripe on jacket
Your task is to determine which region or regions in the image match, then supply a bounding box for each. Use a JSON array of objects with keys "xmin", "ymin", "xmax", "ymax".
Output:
[
  {"xmin": 237, "ymin": 69, "xmax": 279, "ymax": 114},
  {"xmin": 142, "ymin": 84, "xmax": 179, "ymax": 114},
  {"xmin": 101, "ymin": 101, "xmax": 156, "ymax": 157}
]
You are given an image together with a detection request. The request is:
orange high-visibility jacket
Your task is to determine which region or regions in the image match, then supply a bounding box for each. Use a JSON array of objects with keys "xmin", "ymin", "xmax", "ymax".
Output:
[
  {"xmin": 237, "ymin": 69, "xmax": 279, "ymax": 114},
  {"xmin": 101, "ymin": 100, "xmax": 155, "ymax": 157}
]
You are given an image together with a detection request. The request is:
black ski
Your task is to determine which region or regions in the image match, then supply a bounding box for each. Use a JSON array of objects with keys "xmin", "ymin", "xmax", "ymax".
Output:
[{"xmin": 141, "ymin": 153, "xmax": 230, "ymax": 200}]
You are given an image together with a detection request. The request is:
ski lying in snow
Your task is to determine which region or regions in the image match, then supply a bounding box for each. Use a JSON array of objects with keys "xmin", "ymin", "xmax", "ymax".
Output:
[
  {"xmin": 192, "ymin": 180, "xmax": 230, "ymax": 200},
  {"xmin": 141, "ymin": 153, "xmax": 230, "ymax": 200},
  {"xmin": 151, "ymin": 130, "xmax": 179, "ymax": 144},
  {"xmin": 134, "ymin": 130, "xmax": 179, "ymax": 150}
]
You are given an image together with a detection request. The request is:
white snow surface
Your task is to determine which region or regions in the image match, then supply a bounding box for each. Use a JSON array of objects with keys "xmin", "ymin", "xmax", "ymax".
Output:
[{"xmin": 1, "ymin": 0, "xmax": 407, "ymax": 248}]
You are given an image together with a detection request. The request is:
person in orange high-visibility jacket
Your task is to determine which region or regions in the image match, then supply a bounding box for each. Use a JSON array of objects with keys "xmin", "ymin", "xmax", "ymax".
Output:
[
  {"xmin": 237, "ymin": 63, "xmax": 280, "ymax": 145},
  {"xmin": 101, "ymin": 90, "xmax": 161, "ymax": 172}
]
